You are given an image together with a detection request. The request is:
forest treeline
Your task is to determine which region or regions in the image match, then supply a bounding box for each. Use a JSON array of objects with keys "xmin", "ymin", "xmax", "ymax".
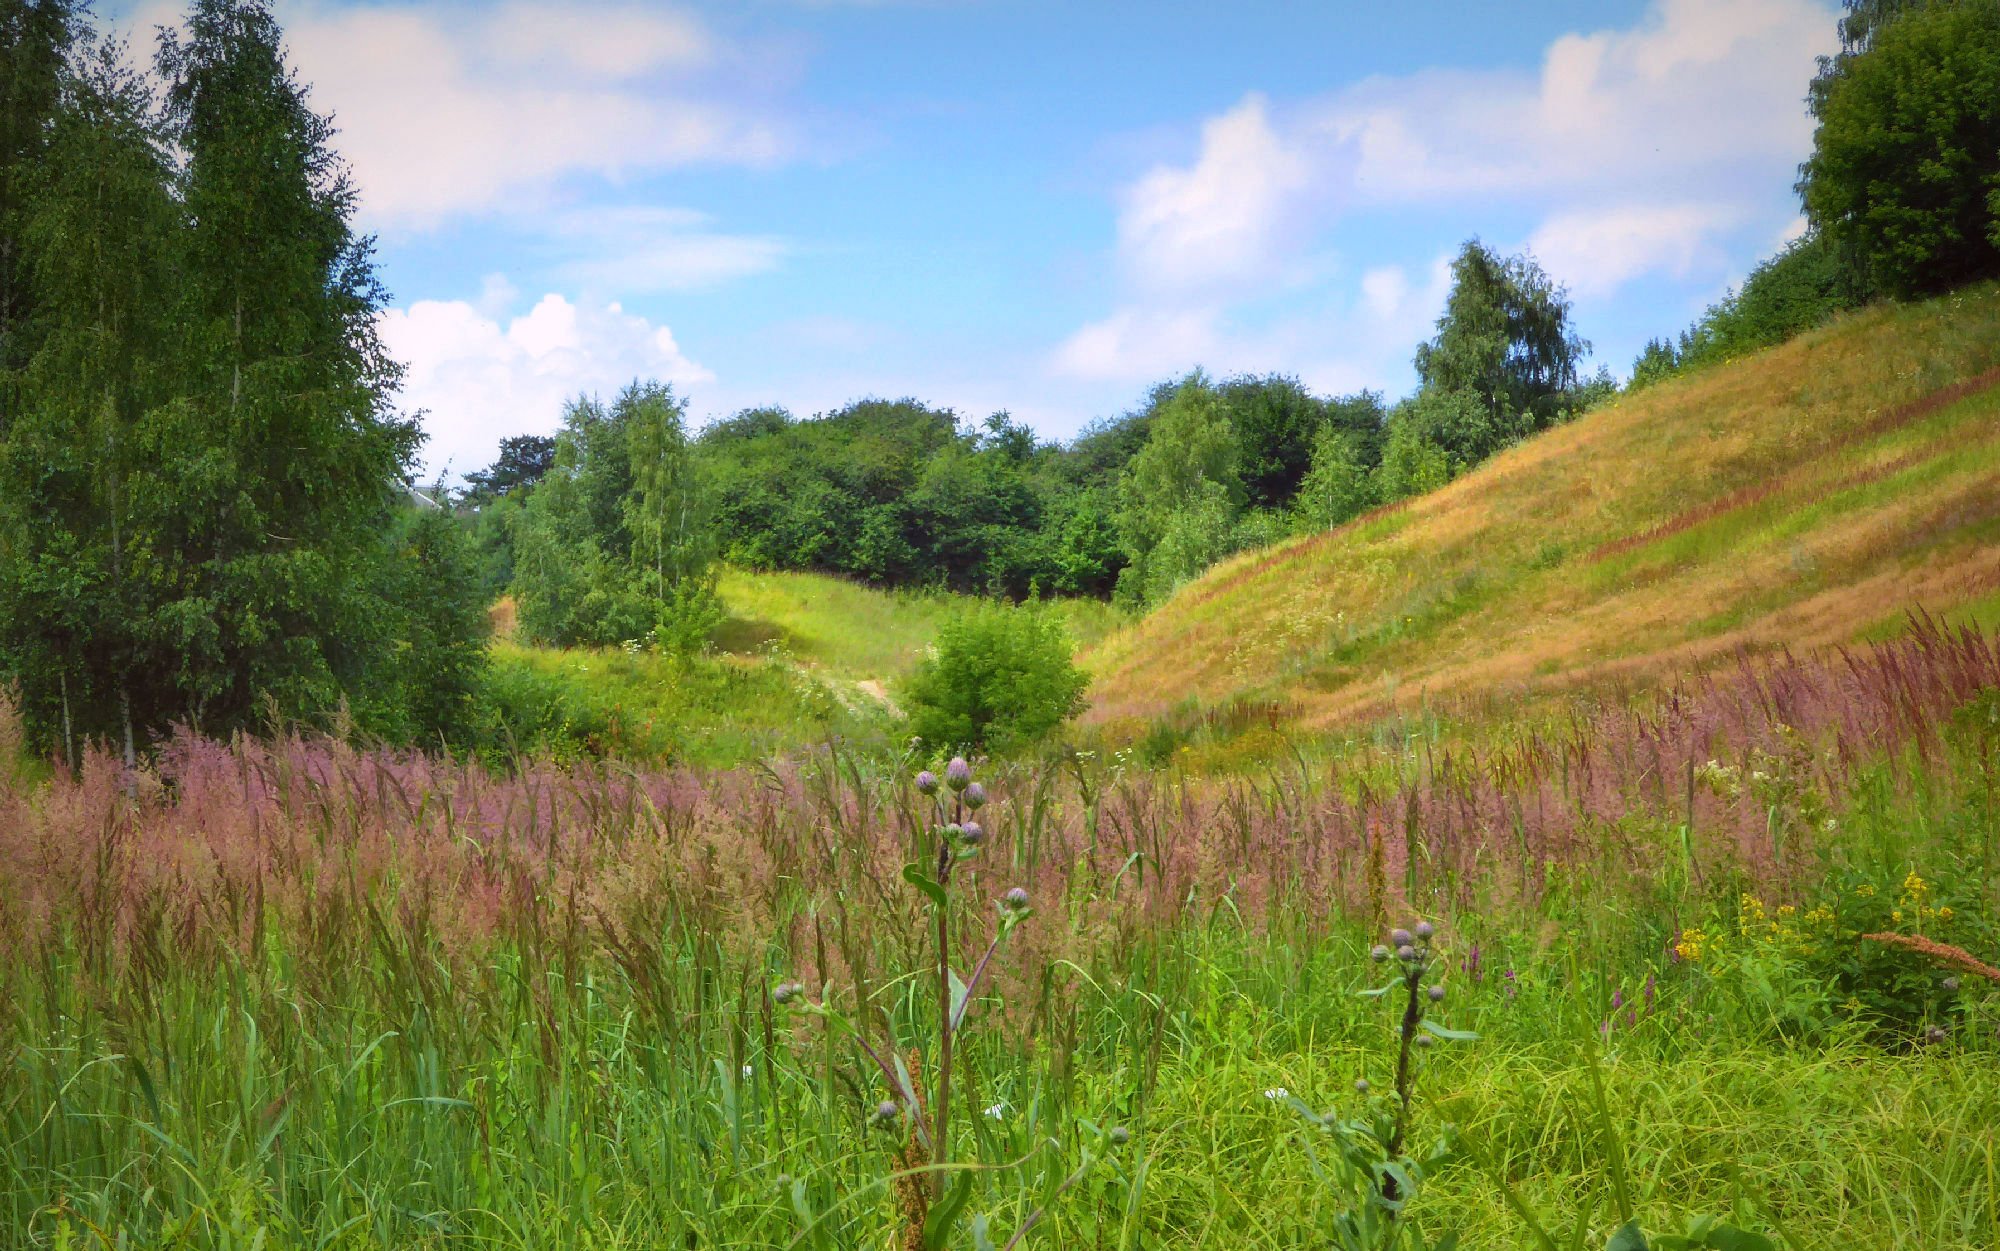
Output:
[{"xmin": 4, "ymin": 0, "xmax": 1998, "ymax": 761}]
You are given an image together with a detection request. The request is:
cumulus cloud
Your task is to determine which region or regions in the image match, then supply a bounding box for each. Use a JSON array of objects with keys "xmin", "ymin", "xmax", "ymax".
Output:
[
  {"xmin": 1526, "ymin": 203, "xmax": 1743, "ymax": 297},
  {"xmin": 1322, "ymin": 0, "xmax": 1833, "ymax": 203},
  {"xmin": 1057, "ymin": 0, "xmax": 1837, "ymax": 387},
  {"xmin": 138, "ymin": 0, "xmax": 798, "ymax": 225},
  {"xmin": 379, "ymin": 292, "xmax": 714, "ymax": 479},
  {"xmin": 1118, "ymin": 95, "xmax": 1320, "ymax": 295}
]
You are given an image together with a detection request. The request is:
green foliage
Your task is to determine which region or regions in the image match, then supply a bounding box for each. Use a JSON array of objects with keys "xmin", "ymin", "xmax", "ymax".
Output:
[
  {"xmin": 1801, "ymin": 0, "xmax": 2000, "ymax": 298},
  {"xmin": 509, "ymin": 383, "xmax": 720, "ymax": 651},
  {"xmin": 358, "ymin": 506, "xmax": 492, "ymax": 746},
  {"xmin": 903, "ymin": 601, "xmax": 1087, "ymax": 751},
  {"xmin": 1113, "ymin": 373, "xmax": 1249, "ymax": 606},
  {"xmin": 1296, "ymin": 425, "xmax": 1376, "ymax": 527},
  {"xmin": 1414, "ymin": 239, "xmax": 1587, "ymax": 431}
]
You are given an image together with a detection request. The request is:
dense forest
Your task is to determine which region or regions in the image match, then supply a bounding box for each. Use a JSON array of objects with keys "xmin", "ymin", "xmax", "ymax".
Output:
[{"xmin": 4, "ymin": 0, "xmax": 1997, "ymax": 762}]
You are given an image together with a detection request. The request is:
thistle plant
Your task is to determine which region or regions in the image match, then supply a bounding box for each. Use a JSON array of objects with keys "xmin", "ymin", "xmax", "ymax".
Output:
[
  {"xmin": 1286, "ymin": 919, "xmax": 1472, "ymax": 1250},
  {"xmin": 775, "ymin": 755, "xmax": 1040, "ymax": 1247}
]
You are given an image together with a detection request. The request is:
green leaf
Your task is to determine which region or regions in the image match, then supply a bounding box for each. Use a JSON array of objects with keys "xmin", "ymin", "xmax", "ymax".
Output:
[
  {"xmin": 1420, "ymin": 1019, "xmax": 1479, "ymax": 1042},
  {"xmin": 922, "ymin": 1171, "xmax": 975, "ymax": 1249},
  {"xmin": 1357, "ymin": 981, "xmax": 1402, "ymax": 998},
  {"xmin": 971, "ymin": 1213, "xmax": 998, "ymax": 1251},
  {"xmin": 903, "ymin": 863, "xmax": 948, "ymax": 909},
  {"xmin": 1606, "ymin": 1221, "xmax": 1650, "ymax": 1251}
]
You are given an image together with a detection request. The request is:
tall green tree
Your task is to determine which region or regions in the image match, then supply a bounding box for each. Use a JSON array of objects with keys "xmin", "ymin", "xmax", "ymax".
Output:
[
  {"xmin": 0, "ymin": 0, "xmax": 83, "ymax": 377},
  {"xmin": 1414, "ymin": 240, "xmax": 1586, "ymax": 432},
  {"xmin": 135, "ymin": 0, "xmax": 419, "ymax": 734},
  {"xmin": 1113, "ymin": 372, "xmax": 1245, "ymax": 606},
  {"xmin": 1801, "ymin": 0, "xmax": 2000, "ymax": 298},
  {"xmin": 0, "ymin": 34, "xmax": 175, "ymax": 764},
  {"xmin": 621, "ymin": 382, "xmax": 720, "ymax": 652}
]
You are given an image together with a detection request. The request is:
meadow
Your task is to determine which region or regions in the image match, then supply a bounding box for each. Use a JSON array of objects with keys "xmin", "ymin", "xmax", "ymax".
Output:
[{"xmin": 4, "ymin": 612, "xmax": 1997, "ymax": 1249}]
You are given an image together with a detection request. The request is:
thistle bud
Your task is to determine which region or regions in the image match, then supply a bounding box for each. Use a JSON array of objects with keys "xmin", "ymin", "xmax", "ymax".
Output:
[
  {"xmin": 962, "ymin": 781, "xmax": 987, "ymax": 810},
  {"xmin": 1108, "ymin": 1126, "xmax": 1130, "ymax": 1146},
  {"xmin": 945, "ymin": 757, "xmax": 973, "ymax": 792},
  {"xmin": 1428, "ymin": 984, "xmax": 1445, "ymax": 1003},
  {"xmin": 915, "ymin": 770, "xmax": 940, "ymax": 796},
  {"xmin": 1370, "ymin": 944, "xmax": 1390, "ymax": 963},
  {"xmin": 1924, "ymin": 1024, "xmax": 1949, "ymax": 1045},
  {"xmin": 1354, "ymin": 1078, "xmax": 1370, "ymax": 1094},
  {"xmin": 1003, "ymin": 886, "xmax": 1030, "ymax": 912},
  {"xmin": 874, "ymin": 1099, "xmax": 900, "ymax": 1124},
  {"xmin": 1413, "ymin": 1033, "xmax": 1434, "ymax": 1050},
  {"xmin": 1390, "ymin": 928, "xmax": 1414, "ymax": 948},
  {"xmin": 959, "ymin": 820, "xmax": 985, "ymax": 847},
  {"xmin": 773, "ymin": 981, "xmax": 803, "ymax": 1005},
  {"xmin": 1397, "ymin": 944, "xmax": 1419, "ymax": 963},
  {"xmin": 1414, "ymin": 921, "xmax": 1435, "ymax": 941}
]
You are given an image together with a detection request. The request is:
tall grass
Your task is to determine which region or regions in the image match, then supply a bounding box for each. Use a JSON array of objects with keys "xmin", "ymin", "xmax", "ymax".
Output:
[{"xmin": 2, "ymin": 622, "xmax": 1996, "ymax": 1247}]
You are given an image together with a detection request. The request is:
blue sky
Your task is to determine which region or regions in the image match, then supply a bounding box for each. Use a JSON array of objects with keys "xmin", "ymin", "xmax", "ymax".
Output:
[{"xmin": 109, "ymin": 0, "xmax": 1841, "ymax": 477}]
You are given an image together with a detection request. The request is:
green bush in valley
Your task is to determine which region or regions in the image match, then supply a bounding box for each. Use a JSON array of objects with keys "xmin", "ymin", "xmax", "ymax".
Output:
[{"xmin": 903, "ymin": 601, "xmax": 1088, "ymax": 751}]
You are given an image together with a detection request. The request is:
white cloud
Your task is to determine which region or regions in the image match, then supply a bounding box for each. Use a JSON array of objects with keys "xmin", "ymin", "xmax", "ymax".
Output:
[
  {"xmin": 1526, "ymin": 203, "xmax": 1743, "ymax": 297},
  {"xmin": 1324, "ymin": 0, "xmax": 1835, "ymax": 203},
  {"xmin": 253, "ymin": 2, "xmax": 791, "ymax": 224},
  {"xmin": 1118, "ymin": 95, "xmax": 1318, "ymax": 294},
  {"xmin": 1057, "ymin": 0, "xmax": 1837, "ymax": 391},
  {"xmin": 379, "ymin": 293, "xmax": 714, "ymax": 478}
]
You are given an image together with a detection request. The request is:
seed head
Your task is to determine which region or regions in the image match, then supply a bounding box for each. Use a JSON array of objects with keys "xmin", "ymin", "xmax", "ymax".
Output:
[
  {"xmin": 915, "ymin": 770, "xmax": 940, "ymax": 796},
  {"xmin": 1427, "ymin": 984, "xmax": 1445, "ymax": 1003},
  {"xmin": 1924, "ymin": 1024, "xmax": 1949, "ymax": 1045},
  {"xmin": 1397, "ymin": 944, "xmax": 1419, "ymax": 963},
  {"xmin": 1414, "ymin": 921, "xmax": 1435, "ymax": 941},
  {"xmin": 1390, "ymin": 928, "xmax": 1414, "ymax": 948},
  {"xmin": 945, "ymin": 757, "xmax": 973, "ymax": 792},
  {"xmin": 874, "ymin": 1100, "xmax": 900, "ymax": 1124},
  {"xmin": 773, "ymin": 981, "xmax": 803, "ymax": 1005},
  {"xmin": 1003, "ymin": 886, "xmax": 1030, "ymax": 912},
  {"xmin": 1108, "ymin": 1126, "xmax": 1131, "ymax": 1146},
  {"xmin": 962, "ymin": 781, "xmax": 987, "ymax": 810},
  {"xmin": 1942, "ymin": 976, "xmax": 1961, "ymax": 992},
  {"xmin": 1371, "ymin": 944, "xmax": 1390, "ymax": 963}
]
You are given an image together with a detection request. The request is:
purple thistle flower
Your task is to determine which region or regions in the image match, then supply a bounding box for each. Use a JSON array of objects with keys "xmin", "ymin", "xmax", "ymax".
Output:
[
  {"xmin": 962, "ymin": 781, "xmax": 987, "ymax": 810},
  {"xmin": 915, "ymin": 770, "xmax": 940, "ymax": 796},
  {"xmin": 945, "ymin": 757, "xmax": 973, "ymax": 792}
]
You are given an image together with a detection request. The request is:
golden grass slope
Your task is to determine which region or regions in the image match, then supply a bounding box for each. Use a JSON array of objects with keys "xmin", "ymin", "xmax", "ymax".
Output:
[{"xmin": 1083, "ymin": 285, "xmax": 2000, "ymax": 738}]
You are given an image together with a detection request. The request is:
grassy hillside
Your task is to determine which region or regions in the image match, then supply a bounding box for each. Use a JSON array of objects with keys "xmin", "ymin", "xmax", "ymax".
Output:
[{"xmin": 1085, "ymin": 285, "xmax": 2000, "ymax": 749}]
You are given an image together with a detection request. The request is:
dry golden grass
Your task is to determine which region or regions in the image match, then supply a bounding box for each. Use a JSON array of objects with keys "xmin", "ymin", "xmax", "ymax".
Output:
[{"xmin": 1082, "ymin": 285, "xmax": 2000, "ymax": 742}]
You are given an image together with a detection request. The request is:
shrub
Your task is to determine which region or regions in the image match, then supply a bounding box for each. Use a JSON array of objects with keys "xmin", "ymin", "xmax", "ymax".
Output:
[{"xmin": 903, "ymin": 602, "xmax": 1087, "ymax": 751}]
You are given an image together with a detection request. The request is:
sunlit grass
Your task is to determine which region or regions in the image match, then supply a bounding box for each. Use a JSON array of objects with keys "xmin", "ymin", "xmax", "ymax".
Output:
[{"xmin": 1084, "ymin": 284, "xmax": 2000, "ymax": 762}]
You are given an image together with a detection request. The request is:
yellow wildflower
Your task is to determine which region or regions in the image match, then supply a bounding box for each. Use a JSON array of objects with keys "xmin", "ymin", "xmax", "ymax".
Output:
[{"xmin": 1856, "ymin": 883, "xmax": 1876, "ymax": 898}]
